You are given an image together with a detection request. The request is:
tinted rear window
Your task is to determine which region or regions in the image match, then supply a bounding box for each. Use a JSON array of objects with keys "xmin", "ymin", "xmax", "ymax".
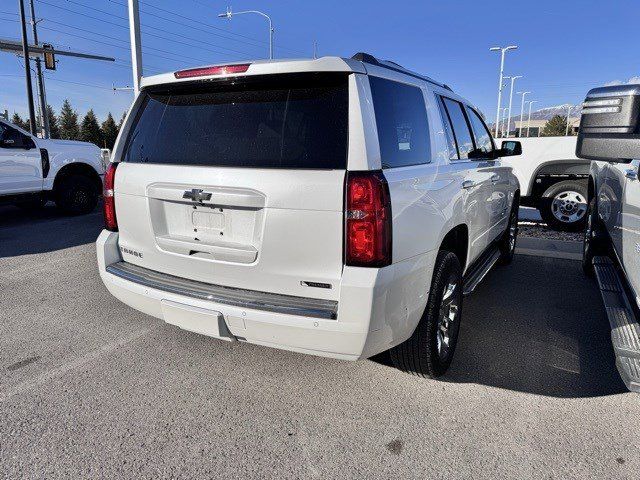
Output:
[
  {"xmin": 122, "ymin": 73, "xmax": 349, "ymax": 169},
  {"xmin": 369, "ymin": 76, "xmax": 431, "ymax": 168}
]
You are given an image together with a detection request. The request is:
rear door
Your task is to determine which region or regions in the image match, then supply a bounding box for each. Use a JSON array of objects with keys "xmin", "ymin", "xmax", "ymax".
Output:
[
  {"xmin": 439, "ymin": 97, "xmax": 494, "ymax": 263},
  {"xmin": 465, "ymin": 106, "xmax": 510, "ymax": 242},
  {"xmin": 113, "ymin": 73, "xmax": 350, "ymax": 301}
]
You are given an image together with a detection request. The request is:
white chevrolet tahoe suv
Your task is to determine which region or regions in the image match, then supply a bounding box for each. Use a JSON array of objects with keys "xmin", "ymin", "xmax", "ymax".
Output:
[
  {"xmin": 0, "ymin": 119, "xmax": 104, "ymax": 214},
  {"xmin": 97, "ymin": 53, "xmax": 521, "ymax": 377}
]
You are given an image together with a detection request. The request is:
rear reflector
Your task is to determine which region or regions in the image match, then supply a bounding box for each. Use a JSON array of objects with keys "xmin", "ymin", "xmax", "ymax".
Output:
[
  {"xmin": 345, "ymin": 171, "xmax": 392, "ymax": 267},
  {"xmin": 174, "ymin": 64, "xmax": 250, "ymax": 79},
  {"xmin": 103, "ymin": 162, "xmax": 118, "ymax": 232}
]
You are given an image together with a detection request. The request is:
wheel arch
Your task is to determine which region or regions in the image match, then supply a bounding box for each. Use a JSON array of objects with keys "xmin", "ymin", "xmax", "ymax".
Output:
[
  {"xmin": 53, "ymin": 162, "xmax": 102, "ymax": 195},
  {"xmin": 439, "ymin": 224, "xmax": 469, "ymax": 270}
]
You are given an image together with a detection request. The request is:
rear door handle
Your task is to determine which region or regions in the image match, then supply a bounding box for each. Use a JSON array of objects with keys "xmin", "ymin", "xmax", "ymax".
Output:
[
  {"xmin": 491, "ymin": 174, "xmax": 500, "ymax": 183},
  {"xmin": 462, "ymin": 180, "xmax": 477, "ymax": 190}
]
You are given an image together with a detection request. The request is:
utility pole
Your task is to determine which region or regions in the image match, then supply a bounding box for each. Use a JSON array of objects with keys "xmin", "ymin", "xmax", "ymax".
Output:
[
  {"xmin": 518, "ymin": 91, "xmax": 530, "ymax": 137},
  {"xmin": 526, "ymin": 100, "xmax": 537, "ymax": 138},
  {"xmin": 18, "ymin": 0, "xmax": 37, "ymax": 135},
  {"xmin": 489, "ymin": 45, "xmax": 517, "ymax": 138},
  {"xmin": 128, "ymin": 0, "xmax": 143, "ymax": 94},
  {"xmin": 28, "ymin": 0, "xmax": 49, "ymax": 138},
  {"xmin": 506, "ymin": 75, "xmax": 522, "ymax": 138},
  {"xmin": 565, "ymin": 104, "xmax": 572, "ymax": 136}
]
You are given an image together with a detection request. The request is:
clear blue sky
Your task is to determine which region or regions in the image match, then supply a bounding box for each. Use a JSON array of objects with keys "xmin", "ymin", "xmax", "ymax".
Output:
[{"xmin": 1, "ymin": 0, "xmax": 638, "ymax": 124}]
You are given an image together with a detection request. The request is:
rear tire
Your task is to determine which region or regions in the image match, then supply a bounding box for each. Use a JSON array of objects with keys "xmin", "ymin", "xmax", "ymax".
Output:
[
  {"xmin": 389, "ymin": 250, "xmax": 463, "ymax": 378},
  {"xmin": 54, "ymin": 174, "xmax": 98, "ymax": 215},
  {"xmin": 582, "ymin": 197, "xmax": 608, "ymax": 276},
  {"xmin": 498, "ymin": 197, "xmax": 519, "ymax": 265},
  {"xmin": 538, "ymin": 180, "xmax": 588, "ymax": 232}
]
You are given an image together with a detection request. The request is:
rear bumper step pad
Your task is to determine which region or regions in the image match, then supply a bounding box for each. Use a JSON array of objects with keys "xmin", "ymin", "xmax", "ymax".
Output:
[
  {"xmin": 593, "ymin": 256, "xmax": 640, "ymax": 392},
  {"xmin": 106, "ymin": 261, "xmax": 338, "ymax": 320}
]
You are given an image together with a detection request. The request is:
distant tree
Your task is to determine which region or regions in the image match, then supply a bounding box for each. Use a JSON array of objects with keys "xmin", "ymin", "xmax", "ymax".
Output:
[
  {"xmin": 118, "ymin": 111, "xmax": 127, "ymax": 130},
  {"xmin": 101, "ymin": 113, "xmax": 119, "ymax": 150},
  {"xmin": 59, "ymin": 99, "xmax": 80, "ymax": 140},
  {"xmin": 11, "ymin": 112, "xmax": 26, "ymax": 130},
  {"xmin": 46, "ymin": 105, "xmax": 61, "ymax": 139},
  {"xmin": 80, "ymin": 109, "xmax": 102, "ymax": 146},
  {"xmin": 542, "ymin": 115, "xmax": 569, "ymax": 137}
]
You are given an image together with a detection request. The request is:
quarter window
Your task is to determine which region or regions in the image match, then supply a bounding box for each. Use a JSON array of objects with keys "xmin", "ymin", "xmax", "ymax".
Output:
[
  {"xmin": 436, "ymin": 97, "xmax": 459, "ymax": 160},
  {"xmin": 441, "ymin": 97, "xmax": 474, "ymax": 160},
  {"xmin": 466, "ymin": 107, "xmax": 494, "ymax": 157},
  {"xmin": 369, "ymin": 77, "xmax": 431, "ymax": 168}
]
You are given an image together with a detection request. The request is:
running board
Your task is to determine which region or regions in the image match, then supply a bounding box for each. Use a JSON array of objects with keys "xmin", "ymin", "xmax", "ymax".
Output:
[
  {"xmin": 463, "ymin": 246, "xmax": 501, "ymax": 296},
  {"xmin": 593, "ymin": 256, "xmax": 640, "ymax": 393}
]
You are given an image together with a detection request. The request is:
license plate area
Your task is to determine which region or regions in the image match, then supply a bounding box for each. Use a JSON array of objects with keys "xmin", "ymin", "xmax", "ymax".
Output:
[
  {"xmin": 161, "ymin": 299, "xmax": 233, "ymax": 339},
  {"xmin": 146, "ymin": 183, "xmax": 266, "ymax": 264}
]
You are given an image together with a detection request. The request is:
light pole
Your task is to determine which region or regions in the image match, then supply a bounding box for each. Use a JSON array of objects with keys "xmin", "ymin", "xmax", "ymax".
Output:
[
  {"xmin": 526, "ymin": 100, "xmax": 538, "ymax": 138},
  {"xmin": 218, "ymin": 7, "xmax": 274, "ymax": 59},
  {"xmin": 565, "ymin": 104, "xmax": 572, "ymax": 136},
  {"xmin": 518, "ymin": 91, "xmax": 530, "ymax": 137},
  {"xmin": 505, "ymin": 75, "xmax": 522, "ymax": 138},
  {"xmin": 490, "ymin": 45, "xmax": 518, "ymax": 138},
  {"xmin": 127, "ymin": 0, "xmax": 143, "ymax": 94}
]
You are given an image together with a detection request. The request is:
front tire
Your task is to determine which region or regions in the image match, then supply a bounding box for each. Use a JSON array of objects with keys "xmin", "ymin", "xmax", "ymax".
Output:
[
  {"xmin": 54, "ymin": 174, "xmax": 98, "ymax": 215},
  {"xmin": 498, "ymin": 197, "xmax": 519, "ymax": 265},
  {"xmin": 582, "ymin": 197, "xmax": 608, "ymax": 276},
  {"xmin": 389, "ymin": 250, "xmax": 463, "ymax": 378},
  {"xmin": 538, "ymin": 180, "xmax": 588, "ymax": 232}
]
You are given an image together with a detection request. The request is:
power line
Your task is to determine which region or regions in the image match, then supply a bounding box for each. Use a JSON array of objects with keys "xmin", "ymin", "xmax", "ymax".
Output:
[{"xmin": 35, "ymin": 0, "xmax": 257, "ymax": 59}]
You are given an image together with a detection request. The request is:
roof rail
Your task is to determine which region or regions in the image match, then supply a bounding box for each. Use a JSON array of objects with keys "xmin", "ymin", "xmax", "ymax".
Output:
[{"xmin": 351, "ymin": 52, "xmax": 452, "ymax": 91}]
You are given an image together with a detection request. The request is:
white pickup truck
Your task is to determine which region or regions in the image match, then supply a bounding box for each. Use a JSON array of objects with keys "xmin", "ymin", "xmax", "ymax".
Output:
[
  {"xmin": 0, "ymin": 119, "xmax": 105, "ymax": 214},
  {"xmin": 500, "ymin": 136, "xmax": 591, "ymax": 231},
  {"xmin": 97, "ymin": 54, "xmax": 521, "ymax": 378}
]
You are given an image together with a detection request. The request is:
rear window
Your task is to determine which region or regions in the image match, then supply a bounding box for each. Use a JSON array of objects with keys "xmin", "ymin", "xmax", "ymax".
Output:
[
  {"xmin": 369, "ymin": 76, "xmax": 431, "ymax": 168},
  {"xmin": 122, "ymin": 73, "xmax": 349, "ymax": 169}
]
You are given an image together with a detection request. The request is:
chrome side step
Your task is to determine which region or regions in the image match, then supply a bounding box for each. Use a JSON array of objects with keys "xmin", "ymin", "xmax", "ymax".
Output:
[
  {"xmin": 462, "ymin": 246, "xmax": 501, "ymax": 296},
  {"xmin": 593, "ymin": 256, "xmax": 640, "ymax": 393}
]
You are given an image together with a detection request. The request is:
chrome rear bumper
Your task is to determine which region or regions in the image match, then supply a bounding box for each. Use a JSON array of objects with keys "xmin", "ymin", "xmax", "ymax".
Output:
[{"xmin": 106, "ymin": 261, "xmax": 338, "ymax": 320}]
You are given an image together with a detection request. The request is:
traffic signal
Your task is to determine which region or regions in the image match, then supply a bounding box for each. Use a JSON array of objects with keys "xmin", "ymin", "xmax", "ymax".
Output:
[{"xmin": 43, "ymin": 44, "xmax": 55, "ymax": 70}]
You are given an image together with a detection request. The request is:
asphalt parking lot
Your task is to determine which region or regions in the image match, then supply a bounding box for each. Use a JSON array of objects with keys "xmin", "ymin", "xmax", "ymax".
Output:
[{"xmin": 1, "ymin": 205, "xmax": 639, "ymax": 479}]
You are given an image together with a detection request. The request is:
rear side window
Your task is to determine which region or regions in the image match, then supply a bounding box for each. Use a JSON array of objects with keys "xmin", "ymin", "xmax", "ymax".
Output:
[
  {"xmin": 441, "ymin": 97, "xmax": 474, "ymax": 160},
  {"xmin": 122, "ymin": 73, "xmax": 348, "ymax": 169},
  {"xmin": 436, "ymin": 97, "xmax": 459, "ymax": 160},
  {"xmin": 369, "ymin": 77, "xmax": 431, "ymax": 168},
  {"xmin": 465, "ymin": 107, "xmax": 494, "ymax": 157}
]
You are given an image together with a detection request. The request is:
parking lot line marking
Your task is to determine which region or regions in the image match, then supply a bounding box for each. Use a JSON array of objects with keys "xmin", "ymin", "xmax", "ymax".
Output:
[{"xmin": 0, "ymin": 326, "xmax": 158, "ymax": 403}]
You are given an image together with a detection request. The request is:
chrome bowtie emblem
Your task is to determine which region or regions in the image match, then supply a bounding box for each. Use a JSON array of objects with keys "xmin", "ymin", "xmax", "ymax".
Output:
[{"xmin": 183, "ymin": 188, "xmax": 212, "ymax": 202}]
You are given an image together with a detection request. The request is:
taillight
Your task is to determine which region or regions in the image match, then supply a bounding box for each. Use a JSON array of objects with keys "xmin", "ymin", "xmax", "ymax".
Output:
[
  {"xmin": 174, "ymin": 63, "xmax": 250, "ymax": 79},
  {"xmin": 345, "ymin": 171, "xmax": 392, "ymax": 267},
  {"xmin": 103, "ymin": 162, "xmax": 118, "ymax": 232}
]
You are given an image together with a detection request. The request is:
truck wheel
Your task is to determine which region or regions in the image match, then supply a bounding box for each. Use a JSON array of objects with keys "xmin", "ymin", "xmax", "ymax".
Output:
[
  {"xmin": 54, "ymin": 174, "xmax": 98, "ymax": 215},
  {"xmin": 582, "ymin": 198, "xmax": 608, "ymax": 276},
  {"xmin": 498, "ymin": 198, "xmax": 519, "ymax": 265},
  {"xmin": 389, "ymin": 250, "xmax": 463, "ymax": 378},
  {"xmin": 538, "ymin": 180, "xmax": 588, "ymax": 232}
]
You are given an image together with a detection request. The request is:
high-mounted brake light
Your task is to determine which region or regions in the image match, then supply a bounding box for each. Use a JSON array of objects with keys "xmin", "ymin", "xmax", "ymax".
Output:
[
  {"xmin": 345, "ymin": 171, "xmax": 392, "ymax": 267},
  {"xmin": 103, "ymin": 162, "xmax": 118, "ymax": 232},
  {"xmin": 174, "ymin": 64, "xmax": 250, "ymax": 79}
]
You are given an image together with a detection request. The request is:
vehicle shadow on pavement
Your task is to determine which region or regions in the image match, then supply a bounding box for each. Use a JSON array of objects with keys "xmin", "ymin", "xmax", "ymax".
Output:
[
  {"xmin": 0, "ymin": 204, "xmax": 103, "ymax": 258},
  {"xmin": 375, "ymin": 253, "xmax": 627, "ymax": 398},
  {"xmin": 447, "ymin": 254, "xmax": 625, "ymax": 398}
]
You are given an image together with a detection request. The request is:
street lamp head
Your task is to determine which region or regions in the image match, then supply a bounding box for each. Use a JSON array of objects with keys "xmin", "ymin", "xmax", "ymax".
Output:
[
  {"xmin": 489, "ymin": 47, "xmax": 501, "ymax": 52},
  {"xmin": 218, "ymin": 7, "xmax": 232, "ymax": 19},
  {"xmin": 506, "ymin": 45, "xmax": 518, "ymax": 51}
]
